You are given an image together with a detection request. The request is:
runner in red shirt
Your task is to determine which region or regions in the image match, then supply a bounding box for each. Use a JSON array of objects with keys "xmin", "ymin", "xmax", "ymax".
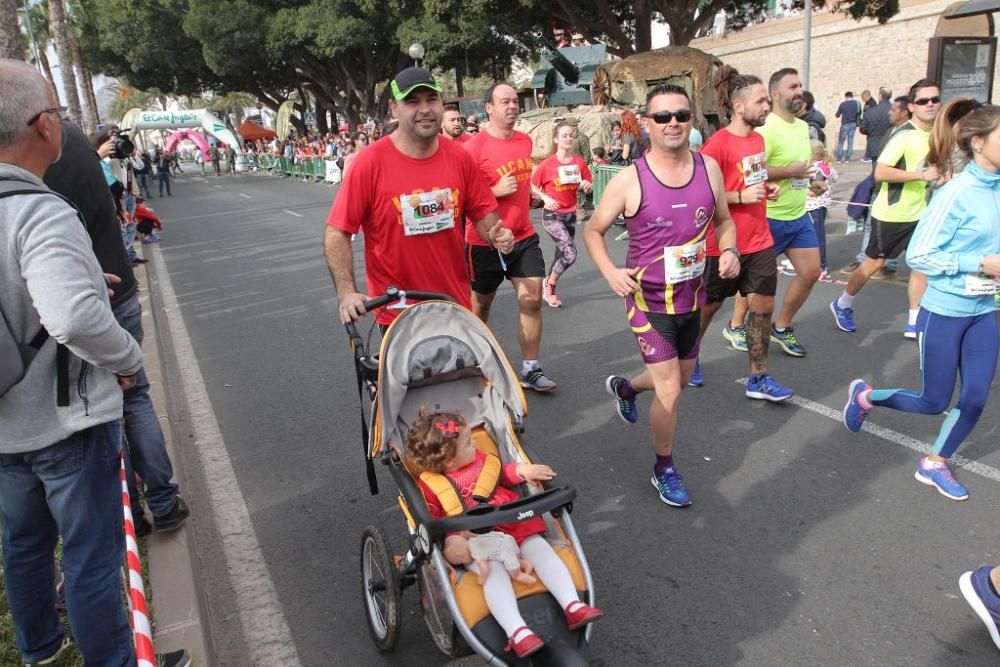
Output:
[
  {"xmin": 324, "ymin": 67, "xmax": 514, "ymax": 326},
  {"xmin": 464, "ymin": 82, "xmax": 557, "ymax": 392},
  {"xmin": 694, "ymin": 67, "xmax": 793, "ymax": 401},
  {"xmin": 530, "ymin": 121, "xmax": 593, "ymax": 308}
]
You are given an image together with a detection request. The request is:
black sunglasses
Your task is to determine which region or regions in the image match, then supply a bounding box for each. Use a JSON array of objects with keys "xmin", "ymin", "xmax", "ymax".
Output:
[
  {"xmin": 913, "ymin": 96, "xmax": 941, "ymax": 106},
  {"xmin": 26, "ymin": 106, "xmax": 68, "ymax": 126},
  {"xmin": 649, "ymin": 109, "xmax": 693, "ymax": 124}
]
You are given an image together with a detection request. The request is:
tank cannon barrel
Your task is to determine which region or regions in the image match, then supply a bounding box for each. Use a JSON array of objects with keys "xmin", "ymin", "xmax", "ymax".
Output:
[{"xmin": 546, "ymin": 49, "xmax": 580, "ymax": 85}]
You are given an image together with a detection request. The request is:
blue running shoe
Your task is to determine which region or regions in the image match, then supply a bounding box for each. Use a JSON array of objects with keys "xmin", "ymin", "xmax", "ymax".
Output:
[
  {"xmin": 915, "ymin": 457, "xmax": 969, "ymax": 501},
  {"xmin": 843, "ymin": 379, "xmax": 872, "ymax": 432},
  {"xmin": 745, "ymin": 373, "xmax": 794, "ymax": 402},
  {"xmin": 722, "ymin": 325, "xmax": 748, "ymax": 351},
  {"xmin": 605, "ymin": 375, "xmax": 638, "ymax": 424},
  {"xmin": 688, "ymin": 359, "xmax": 704, "ymax": 387},
  {"xmin": 770, "ymin": 324, "xmax": 806, "ymax": 356},
  {"xmin": 959, "ymin": 566, "xmax": 1000, "ymax": 651},
  {"xmin": 903, "ymin": 323, "xmax": 918, "ymax": 339},
  {"xmin": 830, "ymin": 299, "xmax": 857, "ymax": 333},
  {"xmin": 650, "ymin": 467, "xmax": 691, "ymax": 507}
]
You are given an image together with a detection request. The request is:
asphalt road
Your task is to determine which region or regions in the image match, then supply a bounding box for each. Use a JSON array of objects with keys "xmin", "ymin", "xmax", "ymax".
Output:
[{"xmin": 144, "ymin": 164, "xmax": 1000, "ymax": 667}]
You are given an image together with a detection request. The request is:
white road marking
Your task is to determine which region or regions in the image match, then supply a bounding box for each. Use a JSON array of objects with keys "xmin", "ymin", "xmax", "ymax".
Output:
[
  {"xmin": 736, "ymin": 378, "xmax": 1000, "ymax": 484},
  {"xmin": 214, "ymin": 185, "xmax": 222, "ymax": 189},
  {"xmin": 239, "ymin": 193, "xmax": 251, "ymax": 199},
  {"xmin": 283, "ymin": 209, "xmax": 303, "ymax": 218},
  {"xmin": 149, "ymin": 246, "xmax": 303, "ymax": 666}
]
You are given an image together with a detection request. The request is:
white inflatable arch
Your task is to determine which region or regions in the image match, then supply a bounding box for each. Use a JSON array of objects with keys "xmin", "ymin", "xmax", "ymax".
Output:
[{"xmin": 131, "ymin": 109, "xmax": 245, "ymax": 171}]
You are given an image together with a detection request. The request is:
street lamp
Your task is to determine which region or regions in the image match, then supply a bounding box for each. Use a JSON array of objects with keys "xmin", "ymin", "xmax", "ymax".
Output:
[{"xmin": 408, "ymin": 43, "xmax": 425, "ymax": 68}]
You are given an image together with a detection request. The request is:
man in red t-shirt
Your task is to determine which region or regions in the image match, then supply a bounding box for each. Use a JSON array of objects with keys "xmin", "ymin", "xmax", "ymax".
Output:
[
  {"xmin": 464, "ymin": 82, "xmax": 556, "ymax": 392},
  {"xmin": 324, "ymin": 67, "xmax": 514, "ymax": 326},
  {"xmin": 696, "ymin": 69, "xmax": 794, "ymax": 401}
]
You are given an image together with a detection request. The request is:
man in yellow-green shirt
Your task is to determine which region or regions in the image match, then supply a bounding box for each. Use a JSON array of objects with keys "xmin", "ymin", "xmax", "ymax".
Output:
[
  {"xmin": 830, "ymin": 79, "xmax": 941, "ymax": 338},
  {"xmin": 756, "ymin": 67, "xmax": 821, "ymax": 358}
]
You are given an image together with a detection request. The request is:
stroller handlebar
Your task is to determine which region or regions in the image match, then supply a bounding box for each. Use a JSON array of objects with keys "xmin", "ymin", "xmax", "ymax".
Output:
[
  {"xmin": 426, "ymin": 485, "xmax": 577, "ymax": 540},
  {"xmin": 344, "ymin": 288, "xmax": 457, "ymax": 369}
]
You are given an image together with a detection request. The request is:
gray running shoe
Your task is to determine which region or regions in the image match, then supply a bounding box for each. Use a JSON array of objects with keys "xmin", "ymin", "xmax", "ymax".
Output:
[
  {"xmin": 520, "ymin": 368, "xmax": 558, "ymax": 392},
  {"xmin": 722, "ymin": 325, "xmax": 748, "ymax": 352}
]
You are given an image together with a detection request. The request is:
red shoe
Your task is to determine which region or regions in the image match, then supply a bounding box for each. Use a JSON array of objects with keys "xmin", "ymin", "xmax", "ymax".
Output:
[
  {"xmin": 564, "ymin": 601, "xmax": 604, "ymax": 630},
  {"xmin": 505, "ymin": 626, "xmax": 545, "ymax": 658}
]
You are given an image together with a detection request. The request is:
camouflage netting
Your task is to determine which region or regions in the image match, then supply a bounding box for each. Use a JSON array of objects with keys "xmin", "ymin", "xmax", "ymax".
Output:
[{"xmin": 515, "ymin": 106, "xmax": 623, "ymax": 163}]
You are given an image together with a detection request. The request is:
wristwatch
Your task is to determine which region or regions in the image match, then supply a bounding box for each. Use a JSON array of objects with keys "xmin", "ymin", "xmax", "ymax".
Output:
[{"xmin": 722, "ymin": 247, "xmax": 741, "ymax": 260}]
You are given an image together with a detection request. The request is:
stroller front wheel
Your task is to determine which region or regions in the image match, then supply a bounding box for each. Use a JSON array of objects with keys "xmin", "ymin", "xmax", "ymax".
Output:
[{"xmin": 360, "ymin": 525, "xmax": 402, "ymax": 651}]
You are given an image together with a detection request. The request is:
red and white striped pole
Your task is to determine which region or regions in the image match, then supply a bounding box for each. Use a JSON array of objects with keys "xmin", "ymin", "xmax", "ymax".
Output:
[{"xmin": 121, "ymin": 455, "xmax": 156, "ymax": 667}]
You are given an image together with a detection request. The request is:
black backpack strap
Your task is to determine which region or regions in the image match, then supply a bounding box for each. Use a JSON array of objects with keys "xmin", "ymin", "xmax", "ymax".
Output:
[{"xmin": 0, "ymin": 179, "xmax": 84, "ymax": 406}]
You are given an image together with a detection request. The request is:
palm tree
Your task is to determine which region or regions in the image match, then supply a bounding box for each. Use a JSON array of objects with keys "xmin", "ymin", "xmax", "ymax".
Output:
[
  {"xmin": 20, "ymin": 3, "xmax": 60, "ymax": 105},
  {"xmin": 0, "ymin": 0, "xmax": 25, "ymax": 59},
  {"xmin": 48, "ymin": 0, "xmax": 81, "ymax": 125},
  {"xmin": 68, "ymin": 34, "xmax": 96, "ymax": 131}
]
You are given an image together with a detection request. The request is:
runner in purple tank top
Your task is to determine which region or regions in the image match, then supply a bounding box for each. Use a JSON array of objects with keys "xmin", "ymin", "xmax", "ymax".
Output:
[{"xmin": 584, "ymin": 84, "xmax": 739, "ymax": 508}]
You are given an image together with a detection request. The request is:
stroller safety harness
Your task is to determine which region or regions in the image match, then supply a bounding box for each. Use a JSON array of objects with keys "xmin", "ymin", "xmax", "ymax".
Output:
[{"xmin": 419, "ymin": 451, "xmax": 502, "ymax": 516}]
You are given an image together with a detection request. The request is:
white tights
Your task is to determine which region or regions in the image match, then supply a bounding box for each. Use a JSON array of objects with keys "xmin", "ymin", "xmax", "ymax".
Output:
[{"xmin": 475, "ymin": 534, "xmax": 580, "ymax": 637}]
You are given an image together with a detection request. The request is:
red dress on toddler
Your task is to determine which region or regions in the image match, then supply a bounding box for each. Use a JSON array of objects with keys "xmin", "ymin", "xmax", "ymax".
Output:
[{"xmin": 418, "ymin": 450, "xmax": 546, "ymax": 543}]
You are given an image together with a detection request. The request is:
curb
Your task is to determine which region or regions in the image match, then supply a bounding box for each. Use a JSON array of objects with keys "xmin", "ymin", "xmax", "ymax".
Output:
[{"xmin": 135, "ymin": 257, "xmax": 212, "ymax": 665}]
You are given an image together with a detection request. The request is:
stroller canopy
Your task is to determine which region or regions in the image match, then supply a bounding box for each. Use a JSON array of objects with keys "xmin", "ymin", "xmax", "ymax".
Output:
[{"xmin": 373, "ymin": 301, "xmax": 526, "ymax": 458}]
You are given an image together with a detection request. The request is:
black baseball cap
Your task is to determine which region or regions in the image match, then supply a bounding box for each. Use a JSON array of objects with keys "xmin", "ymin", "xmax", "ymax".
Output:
[{"xmin": 390, "ymin": 67, "xmax": 443, "ymax": 101}]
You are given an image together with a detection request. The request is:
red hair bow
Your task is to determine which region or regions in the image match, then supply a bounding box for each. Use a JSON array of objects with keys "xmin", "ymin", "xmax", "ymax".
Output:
[{"xmin": 434, "ymin": 420, "xmax": 460, "ymax": 438}]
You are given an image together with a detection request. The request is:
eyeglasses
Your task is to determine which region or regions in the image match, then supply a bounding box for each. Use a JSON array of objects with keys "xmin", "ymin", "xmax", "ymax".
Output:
[
  {"xmin": 649, "ymin": 109, "xmax": 693, "ymax": 124},
  {"xmin": 913, "ymin": 96, "xmax": 941, "ymax": 106},
  {"xmin": 26, "ymin": 106, "xmax": 68, "ymax": 126}
]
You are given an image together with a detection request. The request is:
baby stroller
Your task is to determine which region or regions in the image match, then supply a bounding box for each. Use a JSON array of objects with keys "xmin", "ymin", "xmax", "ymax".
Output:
[{"xmin": 347, "ymin": 288, "xmax": 602, "ymax": 666}]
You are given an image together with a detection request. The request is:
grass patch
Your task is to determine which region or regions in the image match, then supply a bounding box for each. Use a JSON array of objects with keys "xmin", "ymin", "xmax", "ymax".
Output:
[{"xmin": 0, "ymin": 533, "xmax": 153, "ymax": 666}]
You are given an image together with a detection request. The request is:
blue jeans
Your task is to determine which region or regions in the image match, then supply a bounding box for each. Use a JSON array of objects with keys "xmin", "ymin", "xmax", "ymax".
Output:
[
  {"xmin": 113, "ymin": 294, "xmax": 178, "ymax": 516},
  {"xmin": 136, "ymin": 173, "xmax": 152, "ymax": 198},
  {"xmin": 0, "ymin": 422, "xmax": 135, "ymax": 666},
  {"xmin": 157, "ymin": 171, "xmax": 171, "ymax": 196},
  {"xmin": 837, "ymin": 122, "xmax": 857, "ymax": 161}
]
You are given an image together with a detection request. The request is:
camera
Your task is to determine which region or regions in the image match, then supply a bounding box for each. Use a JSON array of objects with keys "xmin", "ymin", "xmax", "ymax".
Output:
[{"xmin": 111, "ymin": 131, "xmax": 135, "ymax": 159}]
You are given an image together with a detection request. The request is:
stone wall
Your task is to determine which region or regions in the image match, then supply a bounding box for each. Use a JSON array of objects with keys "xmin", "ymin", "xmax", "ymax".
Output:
[{"xmin": 691, "ymin": 0, "xmax": 999, "ymax": 154}]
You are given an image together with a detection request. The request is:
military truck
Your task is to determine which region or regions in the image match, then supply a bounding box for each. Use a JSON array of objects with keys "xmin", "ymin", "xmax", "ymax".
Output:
[{"xmin": 523, "ymin": 44, "xmax": 726, "ymax": 161}]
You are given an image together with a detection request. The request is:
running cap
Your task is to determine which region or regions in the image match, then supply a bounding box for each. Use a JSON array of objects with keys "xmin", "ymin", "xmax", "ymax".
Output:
[{"xmin": 390, "ymin": 67, "xmax": 443, "ymax": 101}]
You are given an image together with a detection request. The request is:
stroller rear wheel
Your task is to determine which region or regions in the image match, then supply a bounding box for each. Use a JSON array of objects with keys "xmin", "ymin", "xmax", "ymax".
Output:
[{"xmin": 360, "ymin": 525, "xmax": 402, "ymax": 651}]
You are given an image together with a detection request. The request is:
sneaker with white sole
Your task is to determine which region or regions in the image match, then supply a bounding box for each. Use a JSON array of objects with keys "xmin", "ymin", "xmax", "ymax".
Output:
[
  {"xmin": 605, "ymin": 375, "xmax": 638, "ymax": 423},
  {"xmin": 722, "ymin": 325, "xmax": 748, "ymax": 352},
  {"xmin": 830, "ymin": 299, "xmax": 857, "ymax": 333},
  {"xmin": 521, "ymin": 368, "xmax": 558, "ymax": 392},
  {"xmin": 24, "ymin": 636, "xmax": 72, "ymax": 666},
  {"xmin": 745, "ymin": 373, "xmax": 794, "ymax": 402},
  {"xmin": 843, "ymin": 379, "xmax": 872, "ymax": 432},
  {"xmin": 770, "ymin": 324, "xmax": 806, "ymax": 357},
  {"xmin": 542, "ymin": 281, "xmax": 562, "ymax": 308},
  {"xmin": 915, "ymin": 457, "xmax": 968, "ymax": 501},
  {"xmin": 650, "ymin": 467, "xmax": 691, "ymax": 507},
  {"xmin": 903, "ymin": 323, "xmax": 918, "ymax": 339},
  {"xmin": 687, "ymin": 359, "xmax": 704, "ymax": 387},
  {"xmin": 959, "ymin": 566, "xmax": 1000, "ymax": 651}
]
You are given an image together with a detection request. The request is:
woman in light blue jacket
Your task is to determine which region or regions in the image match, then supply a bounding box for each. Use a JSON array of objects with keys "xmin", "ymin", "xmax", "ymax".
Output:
[{"xmin": 842, "ymin": 99, "xmax": 1000, "ymax": 502}]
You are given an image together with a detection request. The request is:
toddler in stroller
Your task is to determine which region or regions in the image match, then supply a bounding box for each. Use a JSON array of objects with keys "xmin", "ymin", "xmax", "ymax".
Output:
[{"xmin": 408, "ymin": 409, "xmax": 603, "ymax": 658}]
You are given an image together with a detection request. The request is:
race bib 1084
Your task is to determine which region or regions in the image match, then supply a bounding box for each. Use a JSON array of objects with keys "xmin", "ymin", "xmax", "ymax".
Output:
[
  {"xmin": 740, "ymin": 152, "xmax": 768, "ymax": 186},
  {"xmin": 400, "ymin": 189, "xmax": 457, "ymax": 236}
]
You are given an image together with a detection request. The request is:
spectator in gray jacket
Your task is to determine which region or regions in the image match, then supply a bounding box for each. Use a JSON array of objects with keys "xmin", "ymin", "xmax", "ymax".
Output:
[
  {"xmin": 0, "ymin": 59, "xmax": 142, "ymax": 666},
  {"xmin": 861, "ymin": 87, "xmax": 893, "ymax": 162}
]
